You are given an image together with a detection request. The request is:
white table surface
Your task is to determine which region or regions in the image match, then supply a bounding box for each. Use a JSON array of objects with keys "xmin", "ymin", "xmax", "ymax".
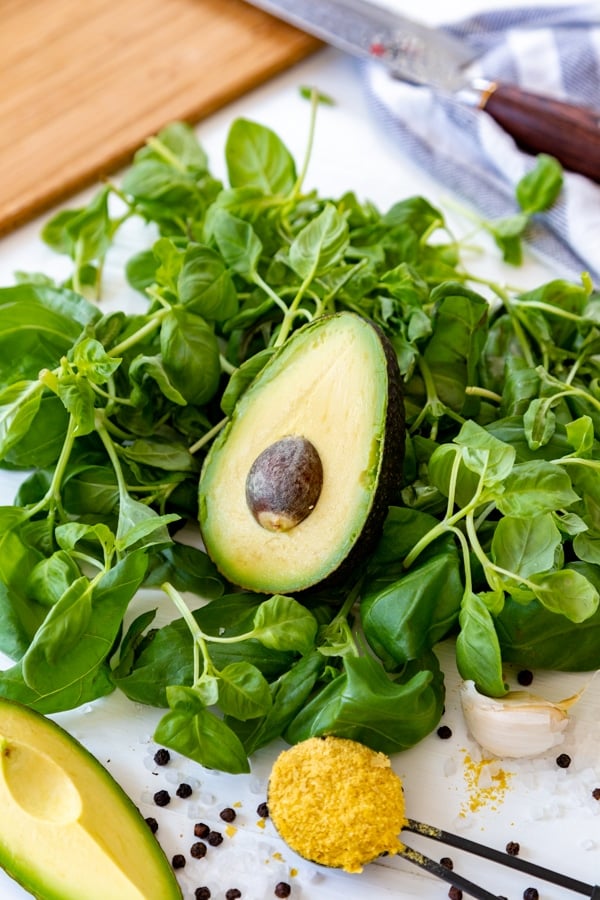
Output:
[{"xmin": 1, "ymin": 2, "xmax": 599, "ymax": 899}]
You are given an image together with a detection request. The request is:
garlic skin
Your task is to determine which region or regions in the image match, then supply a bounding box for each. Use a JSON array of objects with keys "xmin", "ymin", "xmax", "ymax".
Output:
[{"xmin": 459, "ymin": 680, "xmax": 579, "ymax": 758}]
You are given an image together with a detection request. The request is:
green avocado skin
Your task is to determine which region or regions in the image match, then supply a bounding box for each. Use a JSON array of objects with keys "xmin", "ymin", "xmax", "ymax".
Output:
[
  {"xmin": 0, "ymin": 697, "xmax": 183, "ymax": 900},
  {"xmin": 199, "ymin": 312, "xmax": 406, "ymax": 595}
]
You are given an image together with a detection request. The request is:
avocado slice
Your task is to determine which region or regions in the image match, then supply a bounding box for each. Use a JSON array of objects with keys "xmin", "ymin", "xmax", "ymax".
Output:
[
  {"xmin": 0, "ymin": 698, "xmax": 182, "ymax": 900},
  {"xmin": 199, "ymin": 312, "xmax": 404, "ymax": 594}
]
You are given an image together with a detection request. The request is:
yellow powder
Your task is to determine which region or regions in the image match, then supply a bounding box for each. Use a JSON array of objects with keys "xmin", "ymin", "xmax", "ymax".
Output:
[
  {"xmin": 460, "ymin": 752, "xmax": 514, "ymax": 816},
  {"xmin": 226, "ymin": 825, "xmax": 237, "ymax": 838},
  {"xmin": 268, "ymin": 736, "xmax": 406, "ymax": 873}
]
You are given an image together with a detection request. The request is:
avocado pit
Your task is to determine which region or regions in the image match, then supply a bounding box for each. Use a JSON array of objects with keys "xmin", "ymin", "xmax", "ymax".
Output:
[{"xmin": 245, "ymin": 435, "xmax": 323, "ymax": 532}]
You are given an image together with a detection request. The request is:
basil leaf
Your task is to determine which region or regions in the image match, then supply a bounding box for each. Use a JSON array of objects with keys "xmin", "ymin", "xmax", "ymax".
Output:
[
  {"xmin": 0, "ymin": 284, "xmax": 99, "ymax": 388},
  {"xmin": 491, "ymin": 513, "xmax": 562, "ymax": 579},
  {"xmin": 252, "ymin": 595, "xmax": 318, "ymax": 654},
  {"xmin": 155, "ymin": 701, "xmax": 250, "ymax": 774},
  {"xmin": 285, "ymin": 652, "xmax": 444, "ymax": 754},
  {"xmin": 178, "ymin": 244, "xmax": 238, "ymax": 321},
  {"xmin": 0, "ymin": 381, "xmax": 43, "ymax": 459},
  {"xmin": 456, "ymin": 592, "xmax": 506, "ymax": 697},
  {"xmin": 528, "ymin": 568, "xmax": 599, "ymax": 623},
  {"xmin": 160, "ymin": 309, "xmax": 220, "ymax": 405},
  {"xmin": 496, "ymin": 461, "xmax": 580, "ymax": 516},
  {"xmin": 516, "ymin": 154, "xmax": 563, "ymax": 214},
  {"xmin": 289, "ymin": 204, "xmax": 349, "ymax": 280},
  {"xmin": 226, "ymin": 118, "xmax": 296, "ymax": 195},
  {"xmin": 217, "ymin": 662, "xmax": 272, "ymax": 720}
]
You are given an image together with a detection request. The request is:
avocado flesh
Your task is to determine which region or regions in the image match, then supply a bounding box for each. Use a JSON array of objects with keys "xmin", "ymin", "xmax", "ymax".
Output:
[
  {"xmin": 200, "ymin": 312, "xmax": 404, "ymax": 594},
  {"xmin": 0, "ymin": 698, "xmax": 182, "ymax": 900}
]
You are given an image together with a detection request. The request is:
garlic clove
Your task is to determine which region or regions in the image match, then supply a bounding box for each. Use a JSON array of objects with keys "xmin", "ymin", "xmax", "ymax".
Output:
[{"xmin": 459, "ymin": 680, "xmax": 580, "ymax": 758}]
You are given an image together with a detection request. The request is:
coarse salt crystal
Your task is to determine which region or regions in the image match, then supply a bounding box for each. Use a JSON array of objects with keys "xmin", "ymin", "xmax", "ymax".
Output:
[
  {"xmin": 249, "ymin": 777, "xmax": 265, "ymax": 794},
  {"xmin": 444, "ymin": 757, "xmax": 458, "ymax": 776}
]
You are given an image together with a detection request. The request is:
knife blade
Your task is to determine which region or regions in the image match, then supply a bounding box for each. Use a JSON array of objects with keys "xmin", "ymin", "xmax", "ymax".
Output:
[{"xmin": 245, "ymin": 0, "xmax": 600, "ymax": 183}]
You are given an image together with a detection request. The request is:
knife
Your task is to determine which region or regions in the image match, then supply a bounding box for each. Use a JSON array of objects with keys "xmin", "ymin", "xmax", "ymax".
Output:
[{"xmin": 244, "ymin": 0, "xmax": 600, "ymax": 183}]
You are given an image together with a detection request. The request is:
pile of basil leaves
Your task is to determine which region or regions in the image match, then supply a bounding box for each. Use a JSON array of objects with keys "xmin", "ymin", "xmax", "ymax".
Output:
[{"xmin": 1, "ymin": 105, "xmax": 599, "ymax": 774}]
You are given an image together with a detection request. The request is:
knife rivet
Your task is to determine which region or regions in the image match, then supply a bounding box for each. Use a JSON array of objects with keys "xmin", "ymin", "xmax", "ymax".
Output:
[{"xmin": 369, "ymin": 41, "xmax": 386, "ymax": 57}]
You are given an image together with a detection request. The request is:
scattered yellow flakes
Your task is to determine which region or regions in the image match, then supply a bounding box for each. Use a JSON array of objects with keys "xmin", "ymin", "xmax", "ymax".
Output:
[
  {"xmin": 289, "ymin": 868, "xmax": 298, "ymax": 878},
  {"xmin": 272, "ymin": 852, "xmax": 283, "ymax": 861},
  {"xmin": 459, "ymin": 751, "xmax": 514, "ymax": 816},
  {"xmin": 226, "ymin": 825, "xmax": 237, "ymax": 838},
  {"xmin": 233, "ymin": 801, "xmax": 242, "ymax": 808},
  {"xmin": 256, "ymin": 818, "xmax": 266, "ymax": 829}
]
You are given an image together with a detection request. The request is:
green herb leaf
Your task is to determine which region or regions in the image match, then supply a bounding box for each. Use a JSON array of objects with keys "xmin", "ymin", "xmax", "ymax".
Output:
[
  {"xmin": 0, "ymin": 381, "xmax": 43, "ymax": 459},
  {"xmin": 217, "ymin": 662, "xmax": 272, "ymax": 720},
  {"xmin": 516, "ymin": 154, "xmax": 563, "ymax": 214},
  {"xmin": 252, "ymin": 595, "xmax": 318, "ymax": 654},
  {"xmin": 178, "ymin": 244, "xmax": 238, "ymax": 321},
  {"xmin": 528, "ymin": 568, "xmax": 599, "ymax": 622},
  {"xmin": 155, "ymin": 692, "xmax": 250, "ymax": 773},
  {"xmin": 456, "ymin": 592, "xmax": 506, "ymax": 697},
  {"xmin": 285, "ymin": 652, "xmax": 444, "ymax": 754},
  {"xmin": 225, "ymin": 118, "xmax": 296, "ymax": 195},
  {"xmin": 211, "ymin": 209, "xmax": 263, "ymax": 278},
  {"xmin": 496, "ymin": 461, "xmax": 580, "ymax": 516},
  {"xmin": 289, "ymin": 203, "xmax": 349, "ymax": 280},
  {"xmin": 160, "ymin": 308, "xmax": 221, "ymax": 405}
]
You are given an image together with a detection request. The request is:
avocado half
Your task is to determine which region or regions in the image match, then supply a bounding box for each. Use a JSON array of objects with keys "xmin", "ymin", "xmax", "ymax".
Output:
[
  {"xmin": 199, "ymin": 312, "xmax": 404, "ymax": 594},
  {"xmin": 0, "ymin": 698, "xmax": 182, "ymax": 900}
]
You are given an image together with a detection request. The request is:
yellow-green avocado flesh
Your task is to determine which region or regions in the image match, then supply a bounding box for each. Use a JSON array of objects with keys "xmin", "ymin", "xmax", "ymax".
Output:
[
  {"xmin": 0, "ymin": 698, "xmax": 182, "ymax": 900},
  {"xmin": 199, "ymin": 312, "xmax": 404, "ymax": 594}
]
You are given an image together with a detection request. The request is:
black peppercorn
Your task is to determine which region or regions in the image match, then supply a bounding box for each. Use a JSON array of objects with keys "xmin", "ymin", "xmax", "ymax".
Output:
[
  {"xmin": 506, "ymin": 841, "xmax": 520, "ymax": 856},
  {"xmin": 190, "ymin": 841, "xmax": 207, "ymax": 859},
  {"xmin": 523, "ymin": 889, "xmax": 539, "ymax": 900},
  {"xmin": 437, "ymin": 725, "xmax": 453, "ymax": 740},
  {"xmin": 226, "ymin": 890, "xmax": 242, "ymax": 900},
  {"xmin": 145, "ymin": 816, "xmax": 158, "ymax": 833},
  {"xmin": 517, "ymin": 669, "xmax": 534, "ymax": 686},
  {"xmin": 257, "ymin": 801, "xmax": 269, "ymax": 818},
  {"xmin": 153, "ymin": 789, "xmax": 171, "ymax": 807},
  {"xmin": 176, "ymin": 782, "xmax": 193, "ymax": 798},
  {"xmin": 153, "ymin": 748, "xmax": 170, "ymax": 766},
  {"xmin": 194, "ymin": 822, "xmax": 210, "ymax": 839},
  {"xmin": 220, "ymin": 806, "xmax": 237, "ymax": 822},
  {"xmin": 274, "ymin": 883, "xmax": 291, "ymax": 898},
  {"xmin": 172, "ymin": 854, "xmax": 186, "ymax": 869},
  {"xmin": 448, "ymin": 887, "xmax": 462, "ymax": 900},
  {"xmin": 194, "ymin": 888, "xmax": 211, "ymax": 900},
  {"xmin": 593, "ymin": 787, "xmax": 600, "ymax": 800},
  {"xmin": 207, "ymin": 830, "xmax": 223, "ymax": 846},
  {"xmin": 556, "ymin": 753, "xmax": 572, "ymax": 768},
  {"xmin": 440, "ymin": 857, "xmax": 454, "ymax": 870}
]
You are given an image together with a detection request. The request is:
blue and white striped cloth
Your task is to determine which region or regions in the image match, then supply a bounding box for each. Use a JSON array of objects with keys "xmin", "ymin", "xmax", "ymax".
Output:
[{"xmin": 365, "ymin": 4, "xmax": 600, "ymax": 282}]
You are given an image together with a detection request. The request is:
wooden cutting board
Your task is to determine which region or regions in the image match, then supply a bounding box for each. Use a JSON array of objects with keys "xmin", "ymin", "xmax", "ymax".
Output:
[{"xmin": 0, "ymin": 0, "xmax": 321, "ymax": 236}]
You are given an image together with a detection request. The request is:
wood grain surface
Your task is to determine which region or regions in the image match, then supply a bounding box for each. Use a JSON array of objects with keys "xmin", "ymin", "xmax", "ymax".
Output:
[{"xmin": 0, "ymin": 0, "xmax": 321, "ymax": 235}]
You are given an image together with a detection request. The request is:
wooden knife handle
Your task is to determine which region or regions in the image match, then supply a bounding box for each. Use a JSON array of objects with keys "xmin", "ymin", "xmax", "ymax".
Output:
[{"xmin": 481, "ymin": 82, "xmax": 600, "ymax": 183}]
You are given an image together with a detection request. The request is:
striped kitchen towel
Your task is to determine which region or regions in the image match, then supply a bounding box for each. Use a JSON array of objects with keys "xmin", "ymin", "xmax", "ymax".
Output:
[{"xmin": 364, "ymin": 3, "xmax": 600, "ymax": 282}]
